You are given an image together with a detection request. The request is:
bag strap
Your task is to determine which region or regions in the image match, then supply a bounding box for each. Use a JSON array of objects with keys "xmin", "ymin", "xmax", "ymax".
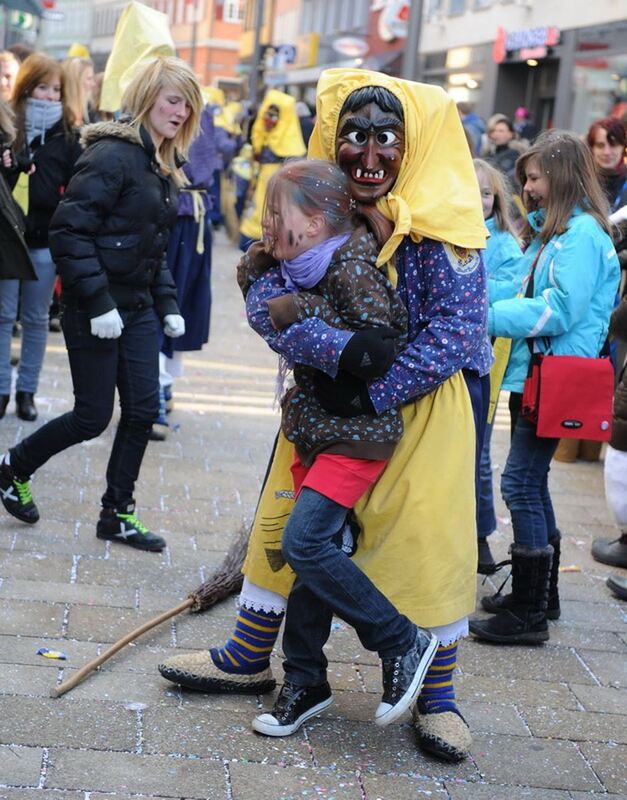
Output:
[{"xmin": 524, "ymin": 245, "xmax": 551, "ymax": 356}]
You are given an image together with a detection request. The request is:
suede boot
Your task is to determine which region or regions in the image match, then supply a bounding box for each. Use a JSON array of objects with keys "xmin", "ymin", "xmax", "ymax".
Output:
[
  {"xmin": 482, "ymin": 535, "xmax": 561, "ymax": 620},
  {"xmin": 470, "ymin": 544, "xmax": 553, "ymax": 644}
]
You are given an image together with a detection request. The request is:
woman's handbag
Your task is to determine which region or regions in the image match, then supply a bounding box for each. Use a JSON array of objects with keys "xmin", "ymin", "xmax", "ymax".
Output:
[
  {"xmin": 519, "ymin": 243, "xmax": 613, "ymax": 440},
  {"xmin": 521, "ymin": 352, "xmax": 614, "ymax": 440}
]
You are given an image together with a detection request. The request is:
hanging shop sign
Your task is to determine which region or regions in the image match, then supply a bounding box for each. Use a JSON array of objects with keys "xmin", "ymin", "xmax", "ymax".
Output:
[
  {"xmin": 493, "ymin": 25, "xmax": 561, "ymax": 63},
  {"xmin": 332, "ymin": 36, "xmax": 370, "ymax": 58}
]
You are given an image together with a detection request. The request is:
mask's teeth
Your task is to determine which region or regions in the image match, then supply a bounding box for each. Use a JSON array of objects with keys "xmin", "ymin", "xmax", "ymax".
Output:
[{"xmin": 355, "ymin": 167, "xmax": 362, "ymax": 178}]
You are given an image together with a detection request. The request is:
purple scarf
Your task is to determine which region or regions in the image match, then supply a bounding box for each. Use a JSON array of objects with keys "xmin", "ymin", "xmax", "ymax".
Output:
[{"xmin": 280, "ymin": 233, "xmax": 351, "ymax": 291}]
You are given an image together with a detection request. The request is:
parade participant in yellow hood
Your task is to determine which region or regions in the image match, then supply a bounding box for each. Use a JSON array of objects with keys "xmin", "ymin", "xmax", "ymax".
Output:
[
  {"xmin": 159, "ymin": 70, "xmax": 490, "ymax": 763},
  {"xmin": 239, "ymin": 89, "xmax": 306, "ymax": 249}
]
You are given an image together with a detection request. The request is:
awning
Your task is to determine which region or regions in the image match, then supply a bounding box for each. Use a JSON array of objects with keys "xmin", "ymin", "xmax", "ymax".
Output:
[{"xmin": 5, "ymin": 0, "xmax": 43, "ymax": 17}]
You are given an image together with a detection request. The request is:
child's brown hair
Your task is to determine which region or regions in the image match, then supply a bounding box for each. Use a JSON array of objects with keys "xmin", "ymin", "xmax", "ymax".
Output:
[
  {"xmin": 264, "ymin": 158, "xmax": 393, "ymax": 249},
  {"xmin": 516, "ymin": 130, "xmax": 610, "ymax": 243}
]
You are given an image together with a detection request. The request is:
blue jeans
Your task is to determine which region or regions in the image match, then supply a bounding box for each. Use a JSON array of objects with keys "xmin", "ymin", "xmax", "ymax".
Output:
[
  {"xmin": 281, "ymin": 486, "xmax": 416, "ymax": 687},
  {"xmin": 0, "ymin": 248, "xmax": 56, "ymax": 394},
  {"xmin": 500, "ymin": 393, "xmax": 560, "ymax": 550},
  {"xmin": 477, "ymin": 419, "xmax": 497, "ymax": 538},
  {"xmin": 11, "ymin": 306, "xmax": 159, "ymax": 509}
]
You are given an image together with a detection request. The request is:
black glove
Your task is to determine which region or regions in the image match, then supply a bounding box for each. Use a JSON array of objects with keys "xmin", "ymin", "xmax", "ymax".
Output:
[
  {"xmin": 338, "ymin": 326, "xmax": 400, "ymax": 379},
  {"xmin": 313, "ymin": 370, "xmax": 376, "ymax": 417}
]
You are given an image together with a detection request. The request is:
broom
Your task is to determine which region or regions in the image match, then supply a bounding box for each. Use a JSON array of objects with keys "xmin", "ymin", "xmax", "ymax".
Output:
[{"xmin": 50, "ymin": 524, "xmax": 251, "ymax": 698}]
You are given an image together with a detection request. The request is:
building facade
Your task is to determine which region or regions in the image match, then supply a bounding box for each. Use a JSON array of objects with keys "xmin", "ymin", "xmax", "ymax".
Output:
[
  {"xmin": 89, "ymin": 0, "xmax": 244, "ymax": 89},
  {"xmin": 244, "ymin": 0, "xmax": 626, "ymax": 134},
  {"xmin": 411, "ymin": 0, "xmax": 626, "ymax": 133}
]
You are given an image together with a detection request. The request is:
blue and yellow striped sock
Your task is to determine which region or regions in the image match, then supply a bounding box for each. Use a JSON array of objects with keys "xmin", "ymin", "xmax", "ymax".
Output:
[
  {"xmin": 210, "ymin": 606, "xmax": 283, "ymax": 675},
  {"xmin": 420, "ymin": 642, "xmax": 458, "ymax": 714}
]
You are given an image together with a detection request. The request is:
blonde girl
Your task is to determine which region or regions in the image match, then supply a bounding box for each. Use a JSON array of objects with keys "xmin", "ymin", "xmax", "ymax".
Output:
[
  {"xmin": 62, "ymin": 57, "xmax": 95, "ymax": 126},
  {"xmin": 0, "ymin": 58, "xmax": 202, "ymax": 553},
  {"xmin": 473, "ymin": 158, "xmax": 523, "ymax": 573}
]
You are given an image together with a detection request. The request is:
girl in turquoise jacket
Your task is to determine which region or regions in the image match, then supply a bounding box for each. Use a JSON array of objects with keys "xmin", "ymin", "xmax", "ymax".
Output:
[
  {"xmin": 470, "ymin": 131, "xmax": 619, "ymax": 646},
  {"xmin": 473, "ymin": 158, "xmax": 523, "ymax": 574}
]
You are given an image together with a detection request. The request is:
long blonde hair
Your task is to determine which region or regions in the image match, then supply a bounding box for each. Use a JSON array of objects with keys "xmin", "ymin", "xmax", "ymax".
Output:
[
  {"xmin": 62, "ymin": 57, "xmax": 93, "ymax": 126},
  {"xmin": 473, "ymin": 158, "xmax": 520, "ymax": 242},
  {"xmin": 12, "ymin": 53, "xmax": 74, "ymax": 151},
  {"xmin": 516, "ymin": 130, "xmax": 610, "ymax": 243},
  {"xmin": 121, "ymin": 57, "xmax": 203, "ymax": 188}
]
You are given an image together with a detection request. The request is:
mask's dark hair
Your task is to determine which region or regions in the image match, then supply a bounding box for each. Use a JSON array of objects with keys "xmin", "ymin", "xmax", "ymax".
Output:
[{"xmin": 340, "ymin": 86, "xmax": 404, "ymax": 122}]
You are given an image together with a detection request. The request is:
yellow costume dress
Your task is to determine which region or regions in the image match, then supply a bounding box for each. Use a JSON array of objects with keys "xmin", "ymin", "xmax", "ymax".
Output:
[
  {"xmin": 242, "ymin": 69, "xmax": 487, "ymax": 629},
  {"xmin": 239, "ymin": 90, "xmax": 306, "ymax": 243}
]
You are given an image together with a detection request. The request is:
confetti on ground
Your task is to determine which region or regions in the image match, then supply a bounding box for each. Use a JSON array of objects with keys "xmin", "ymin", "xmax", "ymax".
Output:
[{"xmin": 36, "ymin": 647, "xmax": 67, "ymax": 660}]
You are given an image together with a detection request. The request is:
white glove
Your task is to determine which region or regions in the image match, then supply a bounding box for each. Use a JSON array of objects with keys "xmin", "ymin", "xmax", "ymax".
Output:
[
  {"xmin": 163, "ymin": 314, "xmax": 185, "ymax": 338},
  {"xmin": 90, "ymin": 309, "xmax": 124, "ymax": 339},
  {"xmin": 609, "ymin": 205, "xmax": 627, "ymax": 225}
]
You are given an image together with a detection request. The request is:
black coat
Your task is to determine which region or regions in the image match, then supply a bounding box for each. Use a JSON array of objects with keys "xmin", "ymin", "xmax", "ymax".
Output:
[
  {"xmin": 610, "ymin": 297, "xmax": 627, "ymax": 452},
  {"xmin": 0, "ymin": 169, "xmax": 35, "ymax": 280},
  {"xmin": 49, "ymin": 121, "xmax": 180, "ymax": 320},
  {"xmin": 12, "ymin": 119, "xmax": 82, "ymax": 248}
]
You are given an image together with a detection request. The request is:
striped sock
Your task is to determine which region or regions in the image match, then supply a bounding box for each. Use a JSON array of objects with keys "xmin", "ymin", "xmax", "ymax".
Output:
[
  {"xmin": 420, "ymin": 642, "xmax": 458, "ymax": 714},
  {"xmin": 210, "ymin": 606, "xmax": 284, "ymax": 675}
]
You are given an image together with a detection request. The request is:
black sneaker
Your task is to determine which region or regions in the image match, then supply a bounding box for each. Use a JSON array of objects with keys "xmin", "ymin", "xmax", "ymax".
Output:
[
  {"xmin": 374, "ymin": 628, "xmax": 439, "ymax": 727},
  {"xmin": 252, "ymin": 681, "xmax": 333, "ymax": 736},
  {"xmin": 96, "ymin": 505, "xmax": 166, "ymax": 552},
  {"xmin": 0, "ymin": 456, "xmax": 39, "ymax": 523}
]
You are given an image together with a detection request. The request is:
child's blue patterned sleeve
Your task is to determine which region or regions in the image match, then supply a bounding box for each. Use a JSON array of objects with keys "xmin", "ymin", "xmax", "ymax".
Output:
[{"xmin": 245, "ymin": 269, "xmax": 353, "ymax": 376}]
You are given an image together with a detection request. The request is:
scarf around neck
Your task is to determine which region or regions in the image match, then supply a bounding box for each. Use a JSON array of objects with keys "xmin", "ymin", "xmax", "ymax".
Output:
[
  {"xmin": 25, "ymin": 98, "xmax": 63, "ymax": 145},
  {"xmin": 280, "ymin": 232, "xmax": 351, "ymax": 291}
]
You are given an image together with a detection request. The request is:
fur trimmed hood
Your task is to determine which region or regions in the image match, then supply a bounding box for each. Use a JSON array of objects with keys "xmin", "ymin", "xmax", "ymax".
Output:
[{"xmin": 80, "ymin": 120, "xmax": 145, "ymax": 150}]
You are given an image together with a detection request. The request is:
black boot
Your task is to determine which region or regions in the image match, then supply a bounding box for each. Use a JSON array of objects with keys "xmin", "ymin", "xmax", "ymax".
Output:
[
  {"xmin": 477, "ymin": 537, "xmax": 497, "ymax": 575},
  {"xmin": 470, "ymin": 544, "xmax": 553, "ymax": 644},
  {"xmin": 482, "ymin": 535, "xmax": 561, "ymax": 621},
  {"xmin": 547, "ymin": 535, "xmax": 561, "ymax": 619},
  {"xmin": 0, "ymin": 394, "xmax": 9, "ymax": 419},
  {"xmin": 15, "ymin": 391, "xmax": 37, "ymax": 421}
]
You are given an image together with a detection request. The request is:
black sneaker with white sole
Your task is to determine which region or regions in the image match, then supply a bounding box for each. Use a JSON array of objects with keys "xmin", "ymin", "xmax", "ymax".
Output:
[
  {"xmin": 0, "ymin": 455, "xmax": 39, "ymax": 524},
  {"xmin": 96, "ymin": 505, "xmax": 166, "ymax": 552},
  {"xmin": 374, "ymin": 627, "xmax": 439, "ymax": 727},
  {"xmin": 252, "ymin": 681, "xmax": 333, "ymax": 736}
]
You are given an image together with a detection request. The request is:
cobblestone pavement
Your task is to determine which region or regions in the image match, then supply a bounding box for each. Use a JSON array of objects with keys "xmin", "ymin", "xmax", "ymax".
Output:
[{"xmin": 0, "ymin": 230, "xmax": 625, "ymax": 800}]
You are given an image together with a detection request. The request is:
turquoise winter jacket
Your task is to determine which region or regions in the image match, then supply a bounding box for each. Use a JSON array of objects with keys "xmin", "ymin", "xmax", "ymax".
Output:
[
  {"xmin": 484, "ymin": 216, "xmax": 523, "ymax": 283},
  {"xmin": 489, "ymin": 207, "xmax": 620, "ymax": 392}
]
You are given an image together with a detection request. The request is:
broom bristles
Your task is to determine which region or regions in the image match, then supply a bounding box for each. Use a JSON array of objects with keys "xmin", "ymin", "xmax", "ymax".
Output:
[{"xmin": 188, "ymin": 523, "xmax": 250, "ymax": 612}]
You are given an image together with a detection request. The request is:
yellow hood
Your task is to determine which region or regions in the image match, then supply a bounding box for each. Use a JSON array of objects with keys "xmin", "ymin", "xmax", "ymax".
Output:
[
  {"xmin": 99, "ymin": 1, "xmax": 175, "ymax": 113},
  {"xmin": 251, "ymin": 89, "xmax": 306, "ymax": 160},
  {"xmin": 308, "ymin": 68, "xmax": 486, "ymax": 266}
]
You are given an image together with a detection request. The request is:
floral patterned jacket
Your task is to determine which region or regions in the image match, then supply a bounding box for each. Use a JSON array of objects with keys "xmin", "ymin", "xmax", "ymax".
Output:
[{"xmin": 238, "ymin": 228, "xmax": 407, "ymax": 465}]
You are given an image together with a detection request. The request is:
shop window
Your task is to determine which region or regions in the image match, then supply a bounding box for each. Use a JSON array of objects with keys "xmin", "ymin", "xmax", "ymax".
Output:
[
  {"xmin": 571, "ymin": 53, "xmax": 627, "ymax": 134},
  {"xmin": 427, "ymin": 0, "xmax": 443, "ymax": 14},
  {"xmin": 448, "ymin": 0, "xmax": 466, "ymax": 14},
  {"xmin": 474, "ymin": 0, "xmax": 491, "ymax": 7}
]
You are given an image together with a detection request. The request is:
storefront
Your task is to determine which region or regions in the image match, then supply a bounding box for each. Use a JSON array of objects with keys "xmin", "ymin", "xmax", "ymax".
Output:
[
  {"xmin": 419, "ymin": 19, "xmax": 626, "ymax": 135},
  {"xmin": 570, "ymin": 21, "xmax": 627, "ymax": 133}
]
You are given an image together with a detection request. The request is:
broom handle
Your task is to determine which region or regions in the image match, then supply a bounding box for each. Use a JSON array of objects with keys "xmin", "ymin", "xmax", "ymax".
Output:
[{"xmin": 50, "ymin": 597, "xmax": 194, "ymax": 698}]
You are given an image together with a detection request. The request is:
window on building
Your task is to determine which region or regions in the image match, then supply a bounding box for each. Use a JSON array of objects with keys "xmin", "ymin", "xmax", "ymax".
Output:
[
  {"xmin": 427, "ymin": 0, "xmax": 443, "ymax": 15},
  {"xmin": 474, "ymin": 0, "xmax": 491, "ymax": 7},
  {"xmin": 223, "ymin": 0, "xmax": 243, "ymax": 22},
  {"xmin": 448, "ymin": 0, "xmax": 466, "ymax": 13}
]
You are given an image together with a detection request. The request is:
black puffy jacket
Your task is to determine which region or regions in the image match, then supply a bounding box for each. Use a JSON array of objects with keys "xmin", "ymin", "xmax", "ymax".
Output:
[{"xmin": 49, "ymin": 120, "xmax": 179, "ymax": 320}]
